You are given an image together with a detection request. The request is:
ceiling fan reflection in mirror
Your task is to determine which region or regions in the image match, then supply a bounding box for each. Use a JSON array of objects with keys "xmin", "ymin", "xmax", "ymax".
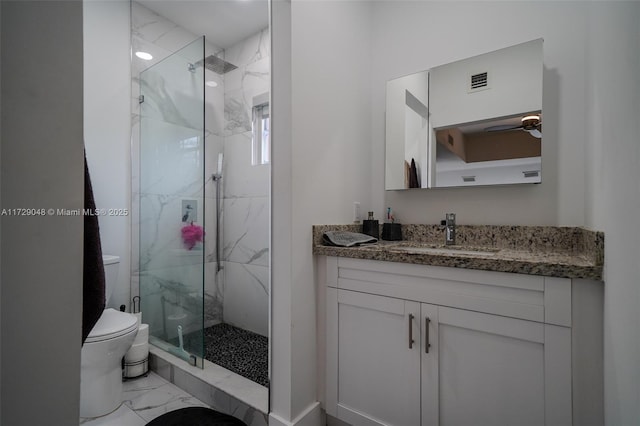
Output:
[{"xmin": 485, "ymin": 114, "xmax": 542, "ymax": 139}]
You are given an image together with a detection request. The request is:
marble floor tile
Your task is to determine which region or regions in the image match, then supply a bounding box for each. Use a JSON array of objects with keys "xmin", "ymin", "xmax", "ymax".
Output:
[
  {"xmin": 124, "ymin": 378, "xmax": 210, "ymax": 422},
  {"xmin": 79, "ymin": 404, "xmax": 146, "ymax": 426},
  {"xmin": 123, "ymin": 371, "xmax": 170, "ymax": 396},
  {"xmin": 81, "ymin": 372, "xmax": 210, "ymax": 425}
]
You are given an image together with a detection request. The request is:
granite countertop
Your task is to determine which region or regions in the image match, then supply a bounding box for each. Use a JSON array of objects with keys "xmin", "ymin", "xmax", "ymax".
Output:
[{"xmin": 312, "ymin": 224, "xmax": 604, "ymax": 280}]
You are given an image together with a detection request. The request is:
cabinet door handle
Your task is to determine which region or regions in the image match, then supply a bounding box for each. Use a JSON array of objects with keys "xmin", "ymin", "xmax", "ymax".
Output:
[
  {"xmin": 425, "ymin": 317, "xmax": 431, "ymax": 354},
  {"xmin": 408, "ymin": 314, "xmax": 415, "ymax": 349}
]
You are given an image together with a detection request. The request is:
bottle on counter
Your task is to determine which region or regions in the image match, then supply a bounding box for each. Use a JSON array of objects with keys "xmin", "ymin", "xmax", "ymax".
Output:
[{"xmin": 362, "ymin": 211, "xmax": 379, "ymax": 239}]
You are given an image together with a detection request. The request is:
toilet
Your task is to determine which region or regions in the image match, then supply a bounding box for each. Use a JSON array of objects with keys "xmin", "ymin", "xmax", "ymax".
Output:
[{"xmin": 80, "ymin": 255, "xmax": 138, "ymax": 418}]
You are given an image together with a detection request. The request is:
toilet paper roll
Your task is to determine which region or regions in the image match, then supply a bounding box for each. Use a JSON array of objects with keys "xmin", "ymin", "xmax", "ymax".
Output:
[
  {"xmin": 125, "ymin": 341, "xmax": 149, "ymax": 363},
  {"xmin": 132, "ymin": 323, "xmax": 149, "ymax": 345}
]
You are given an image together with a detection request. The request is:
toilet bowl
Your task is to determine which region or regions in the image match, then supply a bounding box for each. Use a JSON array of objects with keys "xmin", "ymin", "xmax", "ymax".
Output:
[
  {"xmin": 80, "ymin": 255, "xmax": 139, "ymax": 418},
  {"xmin": 80, "ymin": 308, "xmax": 138, "ymax": 417}
]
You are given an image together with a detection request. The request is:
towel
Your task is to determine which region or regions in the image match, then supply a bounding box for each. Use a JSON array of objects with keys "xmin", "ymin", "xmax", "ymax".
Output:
[
  {"xmin": 82, "ymin": 151, "xmax": 105, "ymax": 345},
  {"xmin": 323, "ymin": 231, "xmax": 378, "ymax": 247},
  {"xmin": 404, "ymin": 160, "xmax": 411, "ymax": 188},
  {"xmin": 409, "ymin": 158, "xmax": 419, "ymax": 188}
]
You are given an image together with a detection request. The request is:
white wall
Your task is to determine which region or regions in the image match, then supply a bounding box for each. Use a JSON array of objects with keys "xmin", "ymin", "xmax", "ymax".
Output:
[
  {"xmin": 371, "ymin": 2, "xmax": 586, "ymax": 225},
  {"xmin": 584, "ymin": 3, "xmax": 640, "ymax": 425},
  {"xmin": 291, "ymin": 0, "xmax": 372, "ymax": 418},
  {"xmin": 1, "ymin": 1, "xmax": 84, "ymax": 424},
  {"xmin": 84, "ymin": 0, "xmax": 132, "ymax": 310},
  {"xmin": 270, "ymin": 0, "xmax": 294, "ymax": 421},
  {"xmin": 371, "ymin": 1, "xmax": 590, "ymax": 227},
  {"xmin": 271, "ymin": 0, "xmax": 373, "ymax": 423}
]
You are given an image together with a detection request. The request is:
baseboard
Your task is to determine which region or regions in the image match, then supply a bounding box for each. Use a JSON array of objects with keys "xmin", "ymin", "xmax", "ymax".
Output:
[{"xmin": 269, "ymin": 402, "xmax": 323, "ymax": 426}]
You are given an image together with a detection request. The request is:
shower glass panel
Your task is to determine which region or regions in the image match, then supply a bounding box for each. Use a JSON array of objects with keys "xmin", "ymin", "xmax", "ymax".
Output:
[{"xmin": 139, "ymin": 37, "xmax": 206, "ymax": 367}]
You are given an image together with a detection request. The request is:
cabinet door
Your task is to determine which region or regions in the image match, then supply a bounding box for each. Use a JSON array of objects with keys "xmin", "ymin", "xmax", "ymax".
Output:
[
  {"xmin": 420, "ymin": 304, "xmax": 439, "ymax": 426},
  {"xmin": 332, "ymin": 289, "xmax": 421, "ymax": 426},
  {"xmin": 423, "ymin": 305, "xmax": 550, "ymax": 426}
]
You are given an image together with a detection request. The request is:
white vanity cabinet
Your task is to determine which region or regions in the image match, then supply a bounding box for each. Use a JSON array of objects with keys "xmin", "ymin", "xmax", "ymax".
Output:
[{"xmin": 322, "ymin": 256, "xmax": 603, "ymax": 426}]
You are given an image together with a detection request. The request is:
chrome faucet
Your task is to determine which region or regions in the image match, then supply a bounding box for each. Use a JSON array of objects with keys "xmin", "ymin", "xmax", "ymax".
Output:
[{"xmin": 441, "ymin": 213, "xmax": 456, "ymax": 245}]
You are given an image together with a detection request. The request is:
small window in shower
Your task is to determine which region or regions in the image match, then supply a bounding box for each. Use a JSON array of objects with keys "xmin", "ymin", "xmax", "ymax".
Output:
[{"xmin": 251, "ymin": 102, "xmax": 270, "ymax": 166}]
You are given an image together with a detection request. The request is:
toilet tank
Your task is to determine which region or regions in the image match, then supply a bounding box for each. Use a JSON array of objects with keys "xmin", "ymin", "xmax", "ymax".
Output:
[{"xmin": 102, "ymin": 255, "xmax": 120, "ymax": 304}]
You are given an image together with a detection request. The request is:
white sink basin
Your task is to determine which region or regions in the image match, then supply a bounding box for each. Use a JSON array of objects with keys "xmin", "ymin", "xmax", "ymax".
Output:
[{"xmin": 389, "ymin": 245, "xmax": 498, "ymax": 257}]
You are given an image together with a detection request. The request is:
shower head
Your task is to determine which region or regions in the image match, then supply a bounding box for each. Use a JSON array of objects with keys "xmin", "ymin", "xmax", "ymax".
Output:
[{"xmin": 192, "ymin": 55, "xmax": 238, "ymax": 75}]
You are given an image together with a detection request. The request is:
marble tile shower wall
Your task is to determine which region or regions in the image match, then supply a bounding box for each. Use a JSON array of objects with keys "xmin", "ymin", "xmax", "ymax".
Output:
[
  {"xmin": 131, "ymin": 2, "xmax": 225, "ymax": 333},
  {"xmin": 130, "ymin": 2, "xmax": 270, "ymax": 339},
  {"xmin": 221, "ymin": 29, "xmax": 270, "ymax": 337}
]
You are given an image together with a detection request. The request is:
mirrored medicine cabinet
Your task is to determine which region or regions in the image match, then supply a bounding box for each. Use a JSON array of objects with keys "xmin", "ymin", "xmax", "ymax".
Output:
[{"xmin": 385, "ymin": 39, "xmax": 543, "ymax": 190}]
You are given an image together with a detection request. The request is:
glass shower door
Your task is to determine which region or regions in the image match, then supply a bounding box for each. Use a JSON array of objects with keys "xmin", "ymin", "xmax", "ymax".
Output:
[{"xmin": 139, "ymin": 37, "xmax": 205, "ymax": 367}]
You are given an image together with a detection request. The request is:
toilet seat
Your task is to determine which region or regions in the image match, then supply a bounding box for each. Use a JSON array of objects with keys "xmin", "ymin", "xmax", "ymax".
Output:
[{"xmin": 85, "ymin": 308, "xmax": 138, "ymax": 343}]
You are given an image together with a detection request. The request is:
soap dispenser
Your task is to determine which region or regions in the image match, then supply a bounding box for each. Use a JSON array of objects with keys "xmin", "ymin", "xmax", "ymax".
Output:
[
  {"xmin": 381, "ymin": 207, "xmax": 402, "ymax": 241},
  {"xmin": 362, "ymin": 211, "xmax": 379, "ymax": 239}
]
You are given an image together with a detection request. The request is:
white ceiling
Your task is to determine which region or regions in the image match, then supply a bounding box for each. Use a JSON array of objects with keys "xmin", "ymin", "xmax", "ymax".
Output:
[{"xmin": 138, "ymin": 0, "xmax": 269, "ymax": 49}]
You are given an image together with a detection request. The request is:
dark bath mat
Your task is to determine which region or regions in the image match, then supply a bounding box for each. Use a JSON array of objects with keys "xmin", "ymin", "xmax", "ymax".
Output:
[{"xmin": 146, "ymin": 407, "xmax": 247, "ymax": 426}]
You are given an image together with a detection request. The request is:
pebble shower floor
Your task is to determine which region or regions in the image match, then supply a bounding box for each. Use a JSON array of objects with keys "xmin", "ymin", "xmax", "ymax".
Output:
[{"xmin": 202, "ymin": 323, "xmax": 269, "ymax": 387}]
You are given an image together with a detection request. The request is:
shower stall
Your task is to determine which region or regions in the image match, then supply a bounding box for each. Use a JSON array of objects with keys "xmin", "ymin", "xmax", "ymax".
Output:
[{"xmin": 133, "ymin": 1, "xmax": 270, "ymax": 389}]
